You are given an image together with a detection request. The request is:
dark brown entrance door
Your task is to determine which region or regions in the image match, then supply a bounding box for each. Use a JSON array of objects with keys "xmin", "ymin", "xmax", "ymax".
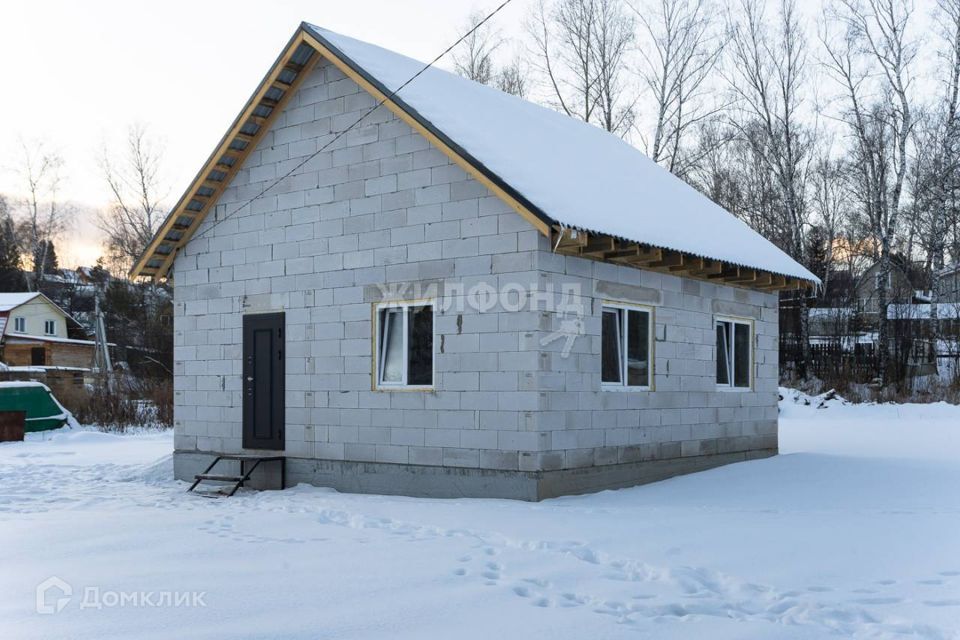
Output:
[{"xmin": 242, "ymin": 313, "xmax": 284, "ymax": 450}]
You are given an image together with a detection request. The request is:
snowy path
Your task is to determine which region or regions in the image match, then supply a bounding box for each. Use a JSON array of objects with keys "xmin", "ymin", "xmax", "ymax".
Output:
[{"xmin": 1, "ymin": 394, "xmax": 959, "ymax": 639}]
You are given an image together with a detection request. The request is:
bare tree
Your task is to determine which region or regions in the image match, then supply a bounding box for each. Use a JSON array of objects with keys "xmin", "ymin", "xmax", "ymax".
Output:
[
  {"xmin": 925, "ymin": 0, "xmax": 960, "ymax": 359},
  {"xmin": 823, "ymin": 0, "xmax": 917, "ymax": 384},
  {"xmin": 15, "ymin": 138, "xmax": 69, "ymax": 290},
  {"xmin": 634, "ymin": 0, "xmax": 725, "ymax": 175},
  {"xmin": 496, "ymin": 53, "xmax": 530, "ymax": 97},
  {"xmin": 0, "ymin": 194, "xmax": 26, "ymax": 292},
  {"xmin": 527, "ymin": 0, "xmax": 636, "ymax": 135},
  {"xmin": 592, "ymin": 0, "xmax": 638, "ymax": 134},
  {"xmin": 727, "ymin": 0, "xmax": 814, "ymax": 378},
  {"xmin": 98, "ymin": 124, "xmax": 167, "ymax": 273},
  {"xmin": 453, "ymin": 11, "xmax": 504, "ymax": 85},
  {"xmin": 811, "ymin": 155, "xmax": 851, "ymax": 298}
]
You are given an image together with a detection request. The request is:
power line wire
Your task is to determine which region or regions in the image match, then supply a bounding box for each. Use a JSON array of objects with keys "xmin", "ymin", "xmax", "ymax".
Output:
[{"xmin": 192, "ymin": 0, "xmax": 516, "ymax": 245}]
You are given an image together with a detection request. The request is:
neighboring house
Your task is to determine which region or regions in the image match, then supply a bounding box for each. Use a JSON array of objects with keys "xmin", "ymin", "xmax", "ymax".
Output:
[
  {"xmin": 131, "ymin": 24, "xmax": 817, "ymax": 500},
  {"xmin": 855, "ymin": 259, "xmax": 928, "ymax": 321},
  {"xmin": 940, "ymin": 263, "xmax": 960, "ymax": 302},
  {"xmin": 887, "ymin": 303, "xmax": 960, "ymax": 378},
  {"xmin": 0, "ymin": 293, "xmax": 96, "ymax": 369}
]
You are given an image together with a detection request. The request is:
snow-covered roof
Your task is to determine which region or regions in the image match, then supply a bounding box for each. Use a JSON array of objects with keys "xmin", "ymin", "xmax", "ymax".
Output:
[
  {"xmin": 305, "ymin": 25, "xmax": 817, "ymax": 284},
  {"xmin": 0, "ymin": 292, "xmax": 40, "ymax": 312},
  {"xmin": 940, "ymin": 263, "xmax": 960, "ymax": 278},
  {"xmin": 4, "ymin": 333, "xmax": 110, "ymax": 346},
  {"xmin": 809, "ymin": 307, "xmax": 854, "ymax": 319}
]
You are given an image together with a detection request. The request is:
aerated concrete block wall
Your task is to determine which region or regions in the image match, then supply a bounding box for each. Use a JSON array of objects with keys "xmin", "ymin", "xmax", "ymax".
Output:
[
  {"xmin": 173, "ymin": 57, "xmax": 553, "ymax": 478},
  {"xmin": 171, "ymin": 54, "xmax": 780, "ymax": 498},
  {"xmin": 529, "ymin": 251, "xmax": 779, "ymax": 494}
]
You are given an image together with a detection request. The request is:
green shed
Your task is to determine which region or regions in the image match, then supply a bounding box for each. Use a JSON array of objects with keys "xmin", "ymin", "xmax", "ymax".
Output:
[{"xmin": 0, "ymin": 382, "xmax": 73, "ymax": 432}]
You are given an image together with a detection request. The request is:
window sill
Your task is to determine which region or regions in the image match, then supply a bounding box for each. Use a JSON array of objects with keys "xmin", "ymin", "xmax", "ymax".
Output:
[
  {"xmin": 716, "ymin": 385, "xmax": 752, "ymax": 392},
  {"xmin": 601, "ymin": 385, "xmax": 652, "ymax": 392},
  {"xmin": 375, "ymin": 386, "xmax": 435, "ymax": 393}
]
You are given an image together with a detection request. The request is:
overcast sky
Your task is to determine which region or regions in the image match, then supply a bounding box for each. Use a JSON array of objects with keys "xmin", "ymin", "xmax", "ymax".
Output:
[
  {"xmin": 0, "ymin": 0, "xmax": 525, "ymax": 266},
  {"xmin": 0, "ymin": 0, "xmax": 942, "ymax": 268}
]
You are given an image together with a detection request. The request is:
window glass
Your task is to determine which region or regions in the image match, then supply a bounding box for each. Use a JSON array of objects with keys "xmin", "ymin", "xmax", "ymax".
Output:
[
  {"xmin": 601, "ymin": 309, "xmax": 622, "ymax": 384},
  {"xmin": 717, "ymin": 319, "xmax": 751, "ymax": 389},
  {"xmin": 626, "ymin": 309, "xmax": 649, "ymax": 386},
  {"xmin": 734, "ymin": 322, "xmax": 751, "ymax": 388},
  {"xmin": 14, "ymin": 317, "xmax": 24, "ymax": 332},
  {"xmin": 716, "ymin": 322, "xmax": 731, "ymax": 386},
  {"xmin": 407, "ymin": 306, "xmax": 433, "ymax": 386},
  {"xmin": 379, "ymin": 309, "xmax": 403, "ymax": 384},
  {"xmin": 377, "ymin": 304, "xmax": 433, "ymax": 388}
]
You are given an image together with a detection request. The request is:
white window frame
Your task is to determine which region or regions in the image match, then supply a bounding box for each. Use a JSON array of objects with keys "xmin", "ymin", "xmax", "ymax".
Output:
[
  {"xmin": 715, "ymin": 316, "xmax": 753, "ymax": 391},
  {"xmin": 374, "ymin": 300, "xmax": 435, "ymax": 391},
  {"xmin": 875, "ymin": 272, "xmax": 892, "ymax": 291},
  {"xmin": 44, "ymin": 320, "xmax": 56, "ymax": 336},
  {"xmin": 601, "ymin": 302, "xmax": 654, "ymax": 391},
  {"xmin": 13, "ymin": 317, "xmax": 25, "ymax": 333}
]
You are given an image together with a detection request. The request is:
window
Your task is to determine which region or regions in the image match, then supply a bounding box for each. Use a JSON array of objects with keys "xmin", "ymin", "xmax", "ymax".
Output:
[
  {"xmin": 716, "ymin": 318, "xmax": 752, "ymax": 389},
  {"xmin": 601, "ymin": 304, "xmax": 652, "ymax": 389},
  {"xmin": 44, "ymin": 320, "xmax": 56, "ymax": 336},
  {"xmin": 376, "ymin": 302, "xmax": 433, "ymax": 389},
  {"xmin": 875, "ymin": 272, "xmax": 891, "ymax": 291},
  {"xmin": 13, "ymin": 317, "xmax": 25, "ymax": 333}
]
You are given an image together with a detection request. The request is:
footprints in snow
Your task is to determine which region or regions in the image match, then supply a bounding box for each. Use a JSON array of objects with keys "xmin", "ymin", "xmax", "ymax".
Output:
[{"xmin": 197, "ymin": 515, "xmax": 328, "ymax": 545}]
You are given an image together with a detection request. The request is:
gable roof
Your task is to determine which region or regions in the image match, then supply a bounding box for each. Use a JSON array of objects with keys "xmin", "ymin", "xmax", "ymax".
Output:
[
  {"xmin": 0, "ymin": 291, "xmax": 85, "ymax": 339},
  {"xmin": 132, "ymin": 23, "xmax": 818, "ymax": 289},
  {"xmin": 0, "ymin": 292, "xmax": 41, "ymax": 313}
]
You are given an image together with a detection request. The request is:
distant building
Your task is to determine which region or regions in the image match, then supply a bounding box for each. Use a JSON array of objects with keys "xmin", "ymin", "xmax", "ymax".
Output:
[
  {"xmin": 940, "ymin": 263, "xmax": 960, "ymax": 303},
  {"xmin": 854, "ymin": 259, "xmax": 929, "ymax": 323},
  {"xmin": 0, "ymin": 293, "xmax": 96, "ymax": 369}
]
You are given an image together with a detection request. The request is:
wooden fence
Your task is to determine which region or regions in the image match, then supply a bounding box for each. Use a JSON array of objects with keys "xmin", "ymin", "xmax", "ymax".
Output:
[{"xmin": 780, "ymin": 338, "xmax": 879, "ymax": 382}]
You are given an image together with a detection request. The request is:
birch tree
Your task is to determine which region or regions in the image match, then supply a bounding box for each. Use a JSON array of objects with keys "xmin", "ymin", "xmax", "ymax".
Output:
[
  {"xmin": 823, "ymin": 0, "xmax": 917, "ymax": 384},
  {"xmin": 15, "ymin": 139, "xmax": 69, "ymax": 290},
  {"xmin": 497, "ymin": 54, "xmax": 530, "ymax": 97},
  {"xmin": 453, "ymin": 11, "xmax": 503, "ymax": 85},
  {"xmin": 527, "ymin": 0, "xmax": 636, "ymax": 135},
  {"xmin": 98, "ymin": 124, "xmax": 168, "ymax": 272},
  {"xmin": 727, "ymin": 0, "xmax": 814, "ymax": 378},
  {"xmin": 926, "ymin": 0, "xmax": 960, "ymax": 356},
  {"xmin": 634, "ymin": 0, "xmax": 725, "ymax": 175},
  {"xmin": 811, "ymin": 156, "xmax": 851, "ymax": 299}
]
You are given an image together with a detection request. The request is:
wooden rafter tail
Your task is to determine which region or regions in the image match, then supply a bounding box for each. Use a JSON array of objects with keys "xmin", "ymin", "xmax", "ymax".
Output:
[
  {"xmin": 552, "ymin": 226, "xmax": 587, "ymax": 251},
  {"xmin": 727, "ymin": 269, "xmax": 758, "ymax": 284},
  {"xmin": 647, "ymin": 251, "xmax": 684, "ymax": 269},
  {"xmin": 629, "ymin": 247, "xmax": 663, "ymax": 265},
  {"xmin": 607, "ymin": 243, "xmax": 656, "ymax": 265},
  {"xmin": 578, "ymin": 236, "xmax": 617, "ymax": 258},
  {"xmin": 144, "ymin": 33, "xmax": 317, "ymax": 281},
  {"xmin": 758, "ymin": 275, "xmax": 788, "ymax": 291},
  {"xmin": 708, "ymin": 266, "xmax": 742, "ymax": 281},
  {"xmin": 668, "ymin": 256, "xmax": 704, "ymax": 273},
  {"xmin": 754, "ymin": 273, "xmax": 775, "ymax": 288},
  {"xmin": 691, "ymin": 259, "xmax": 724, "ymax": 277}
]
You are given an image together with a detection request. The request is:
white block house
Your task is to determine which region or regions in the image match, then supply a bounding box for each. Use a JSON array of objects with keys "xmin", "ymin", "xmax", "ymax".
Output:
[{"xmin": 132, "ymin": 24, "xmax": 818, "ymax": 500}]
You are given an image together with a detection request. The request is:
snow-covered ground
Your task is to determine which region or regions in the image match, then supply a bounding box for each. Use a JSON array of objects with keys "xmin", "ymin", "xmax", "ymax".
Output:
[{"xmin": 1, "ymin": 392, "xmax": 959, "ymax": 640}]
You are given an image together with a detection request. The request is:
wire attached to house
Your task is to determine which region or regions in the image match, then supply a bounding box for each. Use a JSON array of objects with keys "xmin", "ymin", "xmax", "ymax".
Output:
[{"xmin": 192, "ymin": 0, "xmax": 517, "ymax": 244}]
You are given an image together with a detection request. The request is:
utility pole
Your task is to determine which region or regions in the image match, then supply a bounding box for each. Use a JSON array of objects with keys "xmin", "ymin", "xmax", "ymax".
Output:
[{"xmin": 93, "ymin": 292, "xmax": 113, "ymax": 390}]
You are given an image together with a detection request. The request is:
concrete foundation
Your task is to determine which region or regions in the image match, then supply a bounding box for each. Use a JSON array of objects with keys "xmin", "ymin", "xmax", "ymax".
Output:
[{"xmin": 175, "ymin": 448, "xmax": 776, "ymax": 501}]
